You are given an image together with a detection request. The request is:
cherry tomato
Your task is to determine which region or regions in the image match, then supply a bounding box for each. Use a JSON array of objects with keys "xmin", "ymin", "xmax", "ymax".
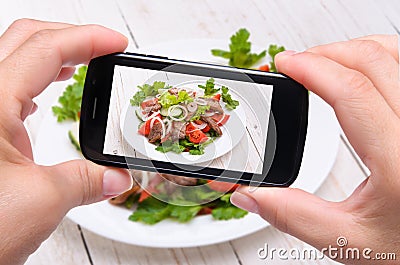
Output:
[
  {"xmin": 137, "ymin": 114, "xmax": 161, "ymax": 136},
  {"xmin": 138, "ymin": 186, "xmax": 159, "ymax": 202},
  {"xmin": 188, "ymin": 130, "xmax": 208, "ymax": 144},
  {"xmin": 211, "ymin": 114, "xmax": 230, "ymax": 126},
  {"xmin": 207, "ymin": 180, "xmax": 240, "ymax": 193},
  {"xmin": 186, "ymin": 123, "xmax": 208, "ymax": 144},
  {"xmin": 258, "ymin": 64, "xmax": 270, "ymax": 72},
  {"xmin": 193, "ymin": 120, "xmax": 210, "ymax": 133},
  {"xmin": 213, "ymin": 94, "xmax": 221, "ymax": 101}
]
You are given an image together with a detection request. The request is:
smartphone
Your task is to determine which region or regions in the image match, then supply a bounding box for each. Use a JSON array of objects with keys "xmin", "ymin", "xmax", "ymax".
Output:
[{"xmin": 80, "ymin": 53, "xmax": 308, "ymax": 186}]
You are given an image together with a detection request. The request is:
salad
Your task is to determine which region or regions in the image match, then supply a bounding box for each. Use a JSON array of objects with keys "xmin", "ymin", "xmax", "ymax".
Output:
[{"xmin": 130, "ymin": 78, "xmax": 239, "ymax": 156}]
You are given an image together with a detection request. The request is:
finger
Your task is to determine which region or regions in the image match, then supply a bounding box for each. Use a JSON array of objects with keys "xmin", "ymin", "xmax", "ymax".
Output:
[
  {"xmin": 0, "ymin": 18, "xmax": 73, "ymax": 62},
  {"xmin": 44, "ymin": 160, "xmax": 132, "ymax": 209},
  {"xmin": 355, "ymin": 34, "xmax": 399, "ymax": 62},
  {"xmin": 275, "ymin": 51, "xmax": 400, "ymax": 171},
  {"xmin": 231, "ymin": 187, "xmax": 351, "ymax": 250},
  {"xmin": 55, "ymin": 66, "xmax": 76, "ymax": 81},
  {"xmin": 308, "ymin": 39, "xmax": 400, "ymax": 115},
  {"xmin": 0, "ymin": 24, "xmax": 128, "ymax": 119}
]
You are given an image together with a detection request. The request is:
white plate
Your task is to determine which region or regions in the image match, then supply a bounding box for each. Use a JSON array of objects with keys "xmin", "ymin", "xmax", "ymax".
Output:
[
  {"xmin": 120, "ymin": 82, "xmax": 247, "ymax": 165},
  {"xmin": 33, "ymin": 39, "xmax": 341, "ymax": 248}
]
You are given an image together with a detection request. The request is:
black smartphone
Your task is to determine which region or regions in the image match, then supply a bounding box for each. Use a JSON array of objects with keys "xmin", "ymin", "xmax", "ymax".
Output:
[{"xmin": 80, "ymin": 53, "xmax": 308, "ymax": 186}]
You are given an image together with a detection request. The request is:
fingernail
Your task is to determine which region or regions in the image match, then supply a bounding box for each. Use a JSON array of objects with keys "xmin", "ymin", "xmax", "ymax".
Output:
[
  {"xmin": 230, "ymin": 191, "xmax": 259, "ymax": 214},
  {"xmin": 276, "ymin": 50, "xmax": 297, "ymax": 57},
  {"xmin": 103, "ymin": 169, "xmax": 132, "ymax": 196}
]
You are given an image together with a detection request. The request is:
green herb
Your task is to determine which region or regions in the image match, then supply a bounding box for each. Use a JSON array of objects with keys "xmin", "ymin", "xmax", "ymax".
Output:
[
  {"xmin": 129, "ymin": 196, "xmax": 202, "ymax": 224},
  {"xmin": 268, "ymin": 44, "xmax": 286, "ymax": 72},
  {"xmin": 211, "ymin": 28, "xmax": 266, "ymax": 68},
  {"xmin": 206, "ymin": 129, "xmax": 221, "ymax": 137},
  {"xmin": 180, "ymin": 185, "xmax": 222, "ymax": 203},
  {"xmin": 190, "ymin": 105, "xmax": 210, "ymax": 121},
  {"xmin": 52, "ymin": 65, "xmax": 87, "ymax": 122},
  {"xmin": 129, "ymin": 184, "xmax": 247, "ymax": 224},
  {"xmin": 155, "ymin": 140, "xmax": 185, "ymax": 153},
  {"xmin": 198, "ymin": 78, "xmax": 220, "ymax": 96},
  {"xmin": 220, "ymin": 193, "xmax": 232, "ymax": 203},
  {"xmin": 189, "ymin": 145, "xmax": 205, "ymax": 155},
  {"xmin": 130, "ymin": 81, "xmax": 169, "ymax": 106},
  {"xmin": 124, "ymin": 193, "xmax": 140, "ymax": 209},
  {"xmin": 169, "ymin": 204, "xmax": 203, "ymax": 223},
  {"xmin": 211, "ymin": 193, "xmax": 248, "ymax": 220},
  {"xmin": 179, "ymin": 138, "xmax": 212, "ymax": 156},
  {"xmin": 221, "ymin": 86, "xmax": 239, "ymax": 110},
  {"xmin": 129, "ymin": 196, "xmax": 170, "ymax": 225},
  {"xmin": 211, "ymin": 205, "xmax": 248, "ymax": 220},
  {"xmin": 68, "ymin": 130, "xmax": 81, "ymax": 152},
  {"xmin": 158, "ymin": 90, "xmax": 193, "ymax": 109}
]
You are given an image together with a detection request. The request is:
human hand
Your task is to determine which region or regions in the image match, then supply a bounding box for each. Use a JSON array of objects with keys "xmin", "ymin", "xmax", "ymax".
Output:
[
  {"xmin": 0, "ymin": 19, "xmax": 132, "ymax": 265},
  {"xmin": 231, "ymin": 35, "xmax": 399, "ymax": 264}
]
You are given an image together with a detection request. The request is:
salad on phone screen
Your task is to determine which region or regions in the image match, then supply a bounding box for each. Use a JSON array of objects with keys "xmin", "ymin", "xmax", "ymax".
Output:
[{"xmin": 129, "ymin": 78, "xmax": 239, "ymax": 156}]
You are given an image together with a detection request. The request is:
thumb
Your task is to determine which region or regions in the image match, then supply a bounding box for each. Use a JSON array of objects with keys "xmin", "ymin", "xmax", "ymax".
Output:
[
  {"xmin": 231, "ymin": 187, "xmax": 350, "ymax": 249},
  {"xmin": 43, "ymin": 159, "xmax": 132, "ymax": 209}
]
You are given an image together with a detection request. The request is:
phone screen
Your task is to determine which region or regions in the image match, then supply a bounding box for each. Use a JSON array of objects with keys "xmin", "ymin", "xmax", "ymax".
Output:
[{"xmin": 103, "ymin": 65, "xmax": 273, "ymax": 175}]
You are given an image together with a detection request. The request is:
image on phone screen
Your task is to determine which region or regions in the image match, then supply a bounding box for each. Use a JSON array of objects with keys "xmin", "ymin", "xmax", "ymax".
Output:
[{"xmin": 103, "ymin": 65, "xmax": 272, "ymax": 176}]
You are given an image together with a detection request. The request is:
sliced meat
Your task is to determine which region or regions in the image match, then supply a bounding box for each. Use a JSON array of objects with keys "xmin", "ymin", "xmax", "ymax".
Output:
[
  {"xmin": 183, "ymin": 104, "xmax": 196, "ymax": 121},
  {"xmin": 201, "ymin": 116, "xmax": 222, "ymax": 136},
  {"xmin": 168, "ymin": 87, "xmax": 179, "ymax": 95},
  {"xmin": 148, "ymin": 122, "xmax": 163, "ymax": 143},
  {"xmin": 160, "ymin": 132, "xmax": 170, "ymax": 143},
  {"xmin": 143, "ymin": 103, "xmax": 161, "ymax": 114},
  {"xmin": 170, "ymin": 121, "xmax": 187, "ymax": 141},
  {"xmin": 200, "ymin": 97, "xmax": 224, "ymax": 114},
  {"xmin": 161, "ymin": 173, "xmax": 198, "ymax": 186},
  {"xmin": 160, "ymin": 121, "xmax": 186, "ymax": 143},
  {"xmin": 141, "ymin": 98, "xmax": 161, "ymax": 115}
]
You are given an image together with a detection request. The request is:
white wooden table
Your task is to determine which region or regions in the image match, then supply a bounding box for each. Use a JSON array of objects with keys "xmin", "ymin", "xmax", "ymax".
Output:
[{"xmin": 0, "ymin": 0, "xmax": 398, "ymax": 264}]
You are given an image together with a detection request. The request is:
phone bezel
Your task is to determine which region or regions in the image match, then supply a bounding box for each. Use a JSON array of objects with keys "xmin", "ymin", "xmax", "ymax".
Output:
[{"xmin": 80, "ymin": 53, "xmax": 308, "ymax": 187}]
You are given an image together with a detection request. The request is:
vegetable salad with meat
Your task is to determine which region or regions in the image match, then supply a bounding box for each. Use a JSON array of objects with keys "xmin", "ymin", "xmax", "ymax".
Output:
[{"xmin": 130, "ymin": 78, "xmax": 239, "ymax": 156}]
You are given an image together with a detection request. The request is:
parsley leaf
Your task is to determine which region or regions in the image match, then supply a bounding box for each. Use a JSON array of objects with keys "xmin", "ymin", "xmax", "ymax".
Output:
[
  {"xmin": 211, "ymin": 193, "xmax": 248, "ymax": 220},
  {"xmin": 268, "ymin": 44, "xmax": 286, "ymax": 72},
  {"xmin": 128, "ymin": 185, "xmax": 248, "ymax": 224},
  {"xmin": 211, "ymin": 205, "xmax": 248, "ymax": 220},
  {"xmin": 211, "ymin": 28, "xmax": 266, "ymax": 68},
  {"xmin": 169, "ymin": 204, "xmax": 203, "ymax": 223},
  {"xmin": 180, "ymin": 138, "xmax": 212, "ymax": 156},
  {"xmin": 129, "ymin": 196, "xmax": 203, "ymax": 224},
  {"xmin": 189, "ymin": 145, "xmax": 205, "ymax": 155},
  {"xmin": 155, "ymin": 140, "xmax": 185, "ymax": 154},
  {"xmin": 130, "ymin": 81, "xmax": 169, "ymax": 106},
  {"xmin": 180, "ymin": 184, "xmax": 222, "ymax": 203},
  {"xmin": 129, "ymin": 196, "xmax": 170, "ymax": 225},
  {"xmin": 198, "ymin": 78, "xmax": 220, "ymax": 96},
  {"xmin": 52, "ymin": 65, "xmax": 87, "ymax": 122},
  {"xmin": 221, "ymin": 86, "xmax": 239, "ymax": 110}
]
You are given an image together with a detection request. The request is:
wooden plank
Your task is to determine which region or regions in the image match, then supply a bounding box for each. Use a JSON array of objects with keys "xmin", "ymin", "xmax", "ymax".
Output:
[
  {"xmin": 83, "ymin": 226, "xmax": 242, "ymax": 265},
  {"xmin": 319, "ymin": 0, "xmax": 397, "ymax": 38},
  {"xmin": 25, "ymin": 219, "xmax": 91, "ymax": 265},
  {"xmin": 82, "ymin": 228, "xmax": 198, "ymax": 265},
  {"xmin": 377, "ymin": 0, "xmax": 400, "ymax": 33}
]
